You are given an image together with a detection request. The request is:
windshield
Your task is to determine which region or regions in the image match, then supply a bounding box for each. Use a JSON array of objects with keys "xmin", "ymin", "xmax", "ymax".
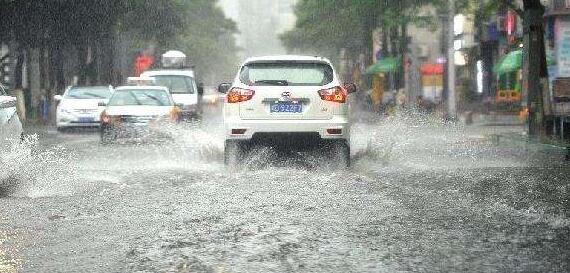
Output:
[
  {"xmin": 239, "ymin": 62, "xmax": 334, "ymax": 86},
  {"xmin": 151, "ymin": 75, "xmax": 195, "ymax": 94},
  {"xmin": 65, "ymin": 87, "xmax": 112, "ymax": 99},
  {"xmin": 108, "ymin": 89, "xmax": 172, "ymax": 106}
]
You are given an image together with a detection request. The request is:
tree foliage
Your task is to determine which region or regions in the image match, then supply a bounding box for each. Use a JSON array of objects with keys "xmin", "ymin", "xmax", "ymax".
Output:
[
  {"xmin": 0, "ymin": 0, "xmax": 238, "ymax": 86},
  {"xmin": 168, "ymin": 0, "xmax": 239, "ymax": 83},
  {"xmin": 283, "ymin": 0, "xmax": 434, "ymax": 58},
  {"xmin": 281, "ymin": 0, "xmax": 515, "ymax": 64}
]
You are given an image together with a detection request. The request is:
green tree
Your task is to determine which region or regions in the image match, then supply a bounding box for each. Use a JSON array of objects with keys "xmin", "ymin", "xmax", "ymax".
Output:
[
  {"xmin": 0, "ymin": 0, "xmax": 239, "ymax": 117},
  {"xmin": 168, "ymin": 0, "xmax": 239, "ymax": 84},
  {"xmin": 281, "ymin": 0, "xmax": 434, "ymax": 88}
]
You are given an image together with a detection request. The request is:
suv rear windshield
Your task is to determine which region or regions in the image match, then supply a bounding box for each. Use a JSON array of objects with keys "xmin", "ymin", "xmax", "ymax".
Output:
[{"xmin": 239, "ymin": 62, "xmax": 334, "ymax": 86}]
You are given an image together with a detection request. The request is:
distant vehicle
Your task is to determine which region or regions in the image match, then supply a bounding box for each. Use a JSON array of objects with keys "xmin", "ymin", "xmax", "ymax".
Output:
[
  {"xmin": 0, "ymin": 84, "xmax": 22, "ymax": 145},
  {"xmin": 141, "ymin": 70, "xmax": 202, "ymax": 120},
  {"xmin": 218, "ymin": 55, "xmax": 357, "ymax": 167},
  {"xmin": 99, "ymin": 86, "xmax": 180, "ymax": 143},
  {"xmin": 54, "ymin": 86, "xmax": 114, "ymax": 131},
  {"xmin": 140, "ymin": 50, "xmax": 204, "ymax": 121},
  {"xmin": 201, "ymin": 86, "xmax": 224, "ymax": 110}
]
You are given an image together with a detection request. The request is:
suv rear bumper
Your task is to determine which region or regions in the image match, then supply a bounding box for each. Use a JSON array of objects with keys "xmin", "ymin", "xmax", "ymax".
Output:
[{"xmin": 224, "ymin": 116, "xmax": 349, "ymax": 140}]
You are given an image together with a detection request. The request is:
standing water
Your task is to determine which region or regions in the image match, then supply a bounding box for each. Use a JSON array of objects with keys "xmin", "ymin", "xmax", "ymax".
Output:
[{"xmin": 1, "ymin": 110, "xmax": 569, "ymax": 272}]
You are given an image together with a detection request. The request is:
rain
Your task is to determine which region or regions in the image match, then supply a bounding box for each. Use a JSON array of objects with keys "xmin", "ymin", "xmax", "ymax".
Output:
[{"xmin": 1, "ymin": 1, "xmax": 569, "ymax": 272}]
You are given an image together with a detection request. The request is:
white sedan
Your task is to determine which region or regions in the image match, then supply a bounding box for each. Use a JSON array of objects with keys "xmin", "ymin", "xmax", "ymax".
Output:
[
  {"xmin": 0, "ymin": 84, "xmax": 22, "ymax": 146},
  {"xmin": 99, "ymin": 86, "xmax": 180, "ymax": 143},
  {"xmin": 54, "ymin": 86, "xmax": 113, "ymax": 131}
]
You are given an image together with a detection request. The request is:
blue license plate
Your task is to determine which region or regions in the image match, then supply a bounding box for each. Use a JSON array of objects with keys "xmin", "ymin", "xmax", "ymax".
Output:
[
  {"xmin": 270, "ymin": 102, "xmax": 302, "ymax": 113},
  {"xmin": 79, "ymin": 117, "xmax": 94, "ymax": 123}
]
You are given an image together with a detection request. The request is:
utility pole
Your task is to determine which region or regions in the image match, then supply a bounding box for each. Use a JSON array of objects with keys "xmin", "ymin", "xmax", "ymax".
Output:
[{"xmin": 447, "ymin": 0, "xmax": 456, "ymax": 119}]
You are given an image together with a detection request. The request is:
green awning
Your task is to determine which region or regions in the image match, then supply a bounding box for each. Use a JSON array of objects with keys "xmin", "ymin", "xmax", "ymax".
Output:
[
  {"xmin": 493, "ymin": 50, "xmax": 555, "ymax": 75},
  {"xmin": 366, "ymin": 57, "xmax": 400, "ymax": 74},
  {"xmin": 494, "ymin": 50, "xmax": 522, "ymax": 75}
]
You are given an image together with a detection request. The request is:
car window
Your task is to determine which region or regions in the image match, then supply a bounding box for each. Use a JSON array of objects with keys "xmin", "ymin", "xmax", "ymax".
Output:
[
  {"xmin": 108, "ymin": 89, "xmax": 172, "ymax": 106},
  {"xmin": 66, "ymin": 87, "xmax": 112, "ymax": 99},
  {"xmin": 239, "ymin": 62, "xmax": 334, "ymax": 86},
  {"xmin": 151, "ymin": 75, "xmax": 195, "ymax": 94}
]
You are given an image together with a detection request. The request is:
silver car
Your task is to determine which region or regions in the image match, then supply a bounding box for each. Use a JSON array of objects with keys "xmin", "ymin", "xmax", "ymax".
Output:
[{"xmin": 54, "ymin": 86, "xmax": 114, "ymax": 131}]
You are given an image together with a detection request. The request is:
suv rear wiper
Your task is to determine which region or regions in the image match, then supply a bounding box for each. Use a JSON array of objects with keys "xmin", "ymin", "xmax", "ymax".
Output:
[{"xmin": 254, "ymin": 80, "xmax": 289, "ymax": 86}]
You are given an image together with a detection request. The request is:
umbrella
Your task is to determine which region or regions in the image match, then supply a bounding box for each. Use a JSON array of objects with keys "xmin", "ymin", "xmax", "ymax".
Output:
[
  {"xmin": 494, "ymin": 50, "xmax": 555, "ymax": 75},
  {"xmin": 366, "ymin": 57, "xmax": 400, "ymax": 74}
]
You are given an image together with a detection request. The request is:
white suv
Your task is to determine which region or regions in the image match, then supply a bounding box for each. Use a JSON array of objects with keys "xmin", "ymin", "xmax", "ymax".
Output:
[
  {"xmin": 218, "ymin": 55, "xmax": 356, "ymax": 167},
  {"xmin": 141, "ymin": 70, "xmax": 203, "ymax": 120}
]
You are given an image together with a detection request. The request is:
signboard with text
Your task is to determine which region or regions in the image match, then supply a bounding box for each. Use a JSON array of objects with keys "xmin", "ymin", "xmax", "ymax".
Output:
[{"xmin": 556, "ymin": 19, "xmax": 570, "ymax": 77}]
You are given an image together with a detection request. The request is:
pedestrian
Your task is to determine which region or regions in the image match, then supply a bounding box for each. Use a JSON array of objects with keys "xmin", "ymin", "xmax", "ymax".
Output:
[{"xmin": 417, "ymin": 95, "xmax": 427, "ymax": 112}]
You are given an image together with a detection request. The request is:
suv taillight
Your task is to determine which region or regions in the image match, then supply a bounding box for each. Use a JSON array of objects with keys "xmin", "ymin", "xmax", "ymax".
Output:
[
  {"xmin": 318, "ymin": 86, "xmax": 347, "ymax": 103},
  {"xmin": 227, "ymin": 88, "xmax": 255, "ymax": 103}
]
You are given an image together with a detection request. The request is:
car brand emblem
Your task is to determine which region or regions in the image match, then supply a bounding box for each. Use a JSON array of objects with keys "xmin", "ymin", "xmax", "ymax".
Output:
[{"xmin": 280, "ymin": 91, "xmax": 292, "ymax": 102}]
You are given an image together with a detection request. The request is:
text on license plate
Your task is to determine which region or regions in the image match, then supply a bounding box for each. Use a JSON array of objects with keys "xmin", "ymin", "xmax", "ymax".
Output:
[{"xmin": 270, "ymin": 102, "xmax": 302, "ymax": 113}]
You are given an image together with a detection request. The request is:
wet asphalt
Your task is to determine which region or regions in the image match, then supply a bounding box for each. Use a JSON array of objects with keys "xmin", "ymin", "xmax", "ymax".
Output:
[{"xmin": 1, "ymin": 110, "xmax": 569, "ymax": 273}]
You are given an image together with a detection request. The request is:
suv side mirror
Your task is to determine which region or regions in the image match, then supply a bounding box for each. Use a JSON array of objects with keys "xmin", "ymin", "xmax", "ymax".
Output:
[
  {"xmin": 197, "ymin": 82, "xmax": 204, "ymax": 96},
  {"xmin": 98, "ymin": 101, "xmax": 107, "ymax": 107},
  {"xmin": 54, "ymin": 95, "xmax": 63, "ymax": 101},
  {"xmin": 218, "ymin": 83, "xmax": 231, "ymax": 94},
  {"xmin": 343, "ymin": 83, "xmax": 357, "ymax": 94}
]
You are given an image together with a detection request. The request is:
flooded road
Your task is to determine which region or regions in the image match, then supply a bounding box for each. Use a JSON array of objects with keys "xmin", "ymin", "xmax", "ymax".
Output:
[{"xmin": 1, "ymin": 112, "xmax": 569, "ymax": 273}]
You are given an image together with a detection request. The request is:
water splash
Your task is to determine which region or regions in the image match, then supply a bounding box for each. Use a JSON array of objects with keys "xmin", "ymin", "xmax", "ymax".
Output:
[
  {"xmin": 0, "ymin": 135, "xmax": 78, "ymax": 198},
  {"xmin": 350, "ymin": 110, "xmax": 529, "ymax": 172}
]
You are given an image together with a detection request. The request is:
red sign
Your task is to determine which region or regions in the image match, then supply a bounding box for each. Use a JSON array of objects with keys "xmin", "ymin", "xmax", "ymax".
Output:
[
  {"xmin": 506, "ymin": 10, "xmax": 517, "ymax": 43},
  {"xmin": 134, "ymin": 54, "xmax": 155, "ymax": 76},
  {"xmin": 421, "ymin": 64, "xmax": 444, "ymax": 75}
]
